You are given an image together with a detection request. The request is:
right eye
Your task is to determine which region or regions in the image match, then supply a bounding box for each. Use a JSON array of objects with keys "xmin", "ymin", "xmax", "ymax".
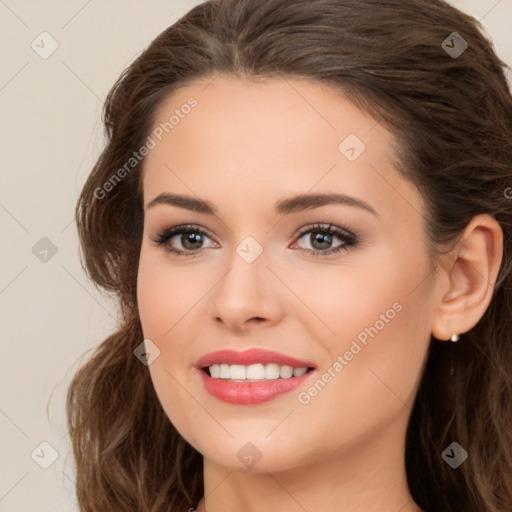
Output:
[{"xmin": 151, "ymin": 224, "xmax": 218, "ymax": 256}]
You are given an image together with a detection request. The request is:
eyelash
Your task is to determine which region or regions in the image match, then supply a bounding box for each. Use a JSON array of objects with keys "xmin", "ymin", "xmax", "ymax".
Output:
[{"xmin": 150, "ymin": 223, "xmax": 358, "ymax": 258}]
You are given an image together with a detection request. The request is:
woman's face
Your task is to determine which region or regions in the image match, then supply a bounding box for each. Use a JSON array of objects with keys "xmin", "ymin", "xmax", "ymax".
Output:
[{"xmin": 137, "ymin": 75, "xmax": 438, "ymax": 472}]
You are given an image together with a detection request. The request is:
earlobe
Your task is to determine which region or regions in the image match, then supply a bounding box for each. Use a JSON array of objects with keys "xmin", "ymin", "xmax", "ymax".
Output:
[{"xmin": 431, "ymin": 214, "xmax": 503, "ymax": 342}]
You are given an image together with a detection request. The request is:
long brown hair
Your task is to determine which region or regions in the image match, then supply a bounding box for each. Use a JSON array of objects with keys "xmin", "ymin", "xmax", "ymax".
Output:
[{"xmin": 67, "ymin": 0, "xmax": 512, "ymax": 510}]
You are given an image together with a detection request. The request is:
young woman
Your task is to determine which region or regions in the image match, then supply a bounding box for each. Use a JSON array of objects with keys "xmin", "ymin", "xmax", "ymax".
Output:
[{"xmin": 67, "ymin": 1, "xmax": 512, "ymax": 511}]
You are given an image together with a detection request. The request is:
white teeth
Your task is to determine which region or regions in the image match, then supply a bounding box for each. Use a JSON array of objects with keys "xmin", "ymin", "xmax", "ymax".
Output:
[
  {"xmin": 293, "ymin": 367, "xmax": 307, "ymax": 377},
  {"xmin": 280, "ymin": 365, "xmax": 293, "ymax": 378},
  {"xmin": 230, "ymin": 364, "xmax": 246, "ymax": 380},
  {"xmin": 247, "ymin": 363, "xmax": 265, "ymax": 379},
  {"xmin": 265, "ymin": 363, "xmax": 280, "ymax": 380},
  {"xmin": 210, "ymin": 364, "xmax": 221, "ymax": 378},
  {"xmin": 219, "ymin": 364, "xmax": 230, "ymax": 379},
  {"xmin": 207, "ymin": 363, "xmax": 311, "ymax": 380}
]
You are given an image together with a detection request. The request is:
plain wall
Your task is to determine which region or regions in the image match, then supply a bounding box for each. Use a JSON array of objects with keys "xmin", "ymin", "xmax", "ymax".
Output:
[{"xmin": 0, "ymin": 1, "xmax": 511, "ymax": 510}]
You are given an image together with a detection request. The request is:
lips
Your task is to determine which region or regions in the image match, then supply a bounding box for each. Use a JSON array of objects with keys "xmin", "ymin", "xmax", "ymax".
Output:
[
  {"xmin": 195, "ymin": 348, "xmax": 317, "ymax": 405},
  {"xmin": 195, "ymin": 348, "xmax": 316, "ymax": 369},
  {"xmin": 199, "ymin": 369, "xmax": 314, "ymax": 404}
]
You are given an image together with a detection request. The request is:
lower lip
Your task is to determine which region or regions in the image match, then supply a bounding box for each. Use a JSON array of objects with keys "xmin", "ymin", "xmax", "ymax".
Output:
[{"xmin": 198, "ymin": 369, "xmax": 315, "ymax": 405}]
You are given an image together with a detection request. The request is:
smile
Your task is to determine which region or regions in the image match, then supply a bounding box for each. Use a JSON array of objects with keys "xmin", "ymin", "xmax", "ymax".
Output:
[{"xmin": 196, "ymin": 348, "xmax": 317, "ymax": 405}]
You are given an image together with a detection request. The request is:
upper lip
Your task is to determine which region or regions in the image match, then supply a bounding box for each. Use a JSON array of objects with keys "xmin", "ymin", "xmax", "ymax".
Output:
[{"xmin": 196, "ymin": 348, "xmax": 316, "ymax": 369}]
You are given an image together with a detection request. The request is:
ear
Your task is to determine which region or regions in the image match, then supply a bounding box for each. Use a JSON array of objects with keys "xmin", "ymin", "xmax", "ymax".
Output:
[{"xmin": 431, "ymin": 214, "xmax": 503, "ymax": 341}]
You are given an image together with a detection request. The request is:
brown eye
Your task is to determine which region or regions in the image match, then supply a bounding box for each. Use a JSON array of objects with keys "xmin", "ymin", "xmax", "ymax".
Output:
[
  {"xmin": 293, "ymin": 223, "xmax": 358, "ymax": 257},
  {"xmin": 151, "ymin": 225, "xmax": 217, "ymax": 256}
]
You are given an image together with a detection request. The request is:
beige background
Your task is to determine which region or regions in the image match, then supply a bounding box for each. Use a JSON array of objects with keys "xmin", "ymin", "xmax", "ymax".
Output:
[{"xmin": 0, "ymin": 1, "xmax": 511, "ymax": 510}]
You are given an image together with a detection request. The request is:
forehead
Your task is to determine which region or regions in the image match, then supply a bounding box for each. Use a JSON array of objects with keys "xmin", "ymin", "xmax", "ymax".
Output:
[
  {"xmin": 141, "ymin": 75, "xmax": 421, "ymax": 223},
  {"xmin": 147, "ymin": 75, "xmax": 390, "ymax": 160}
]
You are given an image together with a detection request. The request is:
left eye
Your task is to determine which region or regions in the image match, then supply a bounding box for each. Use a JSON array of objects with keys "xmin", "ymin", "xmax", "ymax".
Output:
[
  {"xmin": 292, "ymin": 229, "xmax": 348, "ymax": 251},
  {"xmin": 292, "ymin": 223, "xmax": 357, "ymax": 255}
]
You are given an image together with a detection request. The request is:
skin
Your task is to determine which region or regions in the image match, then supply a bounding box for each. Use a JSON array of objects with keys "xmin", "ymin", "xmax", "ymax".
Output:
[{"xmin": 136, "ymin": 75, "xmax": 503, "ymax": 512}]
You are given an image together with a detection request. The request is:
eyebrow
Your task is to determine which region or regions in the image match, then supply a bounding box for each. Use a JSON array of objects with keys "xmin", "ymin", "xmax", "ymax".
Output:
[{"xmin": 145, "ymin": 192, "xmax": 378, "ymax": 216}]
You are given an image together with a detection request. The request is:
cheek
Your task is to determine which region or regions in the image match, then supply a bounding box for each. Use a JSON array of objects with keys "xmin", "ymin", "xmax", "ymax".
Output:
[
  {"xmin": 137, "ymin": 249, "xmax": 193, "ymax": 340},
  {"xmin": 137, "ymin": 254, "xmax": 204, "ymax": 444},
  {"xmin": 137, "ymin": 259, "xmax": 169, "ymax": 339},
  {"xmin": 289, "ymin": 277, "xmax": 431, "ymax": 453},
  {"xmin": 299, "ymin": 246, "xmax": 432, "ymax": 393},
  {"xmin": 282, "ymin": 250, "xmax": 411, "ymax": 346},
  {"xmin": 338, "ymin": 271, "xmax": 431, "ymax": 401}
]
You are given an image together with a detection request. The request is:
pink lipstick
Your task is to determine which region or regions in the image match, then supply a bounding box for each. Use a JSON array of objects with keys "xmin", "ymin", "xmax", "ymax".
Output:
[{"xmin": 196, "ymin": 348, "xmax": 316, "ymax": 405}]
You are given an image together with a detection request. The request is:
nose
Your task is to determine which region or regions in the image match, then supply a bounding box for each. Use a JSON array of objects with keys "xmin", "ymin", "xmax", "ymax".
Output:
[{"xmin": 208, "ymin": 248, "xmax": 285, "ymax": 333}]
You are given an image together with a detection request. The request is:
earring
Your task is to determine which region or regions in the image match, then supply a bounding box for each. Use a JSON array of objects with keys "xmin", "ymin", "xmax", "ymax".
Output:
[{"xmin": 450, "ymin": 334, "xmax": 460, "ymax": 342}]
